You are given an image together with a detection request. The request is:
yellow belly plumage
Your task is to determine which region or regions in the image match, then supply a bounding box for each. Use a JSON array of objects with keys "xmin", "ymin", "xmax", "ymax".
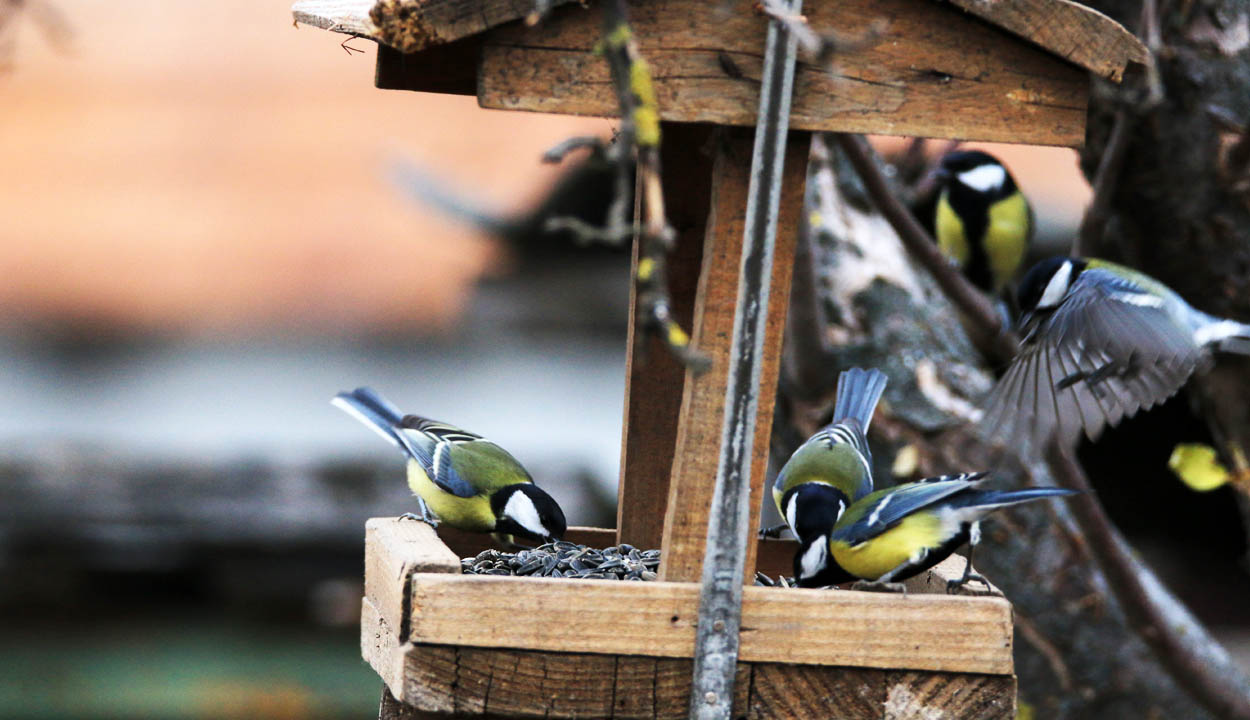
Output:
[
  {"xmin": 406, "ymin": 459, "xmax": 496, "ymax": 532},
  {"xmin": 831, "ymin": 512, "xmax": 946, "ymax": 579},
  {"xmin": 984, "ymin": 193, "xmax": 1029, "ymax": 294},
  {"xmin": 935, "ymin": 191, "xmax": 969, "ymax": 266}
]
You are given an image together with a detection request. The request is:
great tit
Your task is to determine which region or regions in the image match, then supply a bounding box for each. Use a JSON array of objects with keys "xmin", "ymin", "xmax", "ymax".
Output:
[
  {"xmin": 795, "ymin": 472, "xmax": 1077, "ymax": 590},
  {"xmin": 772, "ymin": 368, "xmax": 887, "ymax": 583},
  {"xmin": 980, "ymin": 256, "xmax": 1250, "ymax": 455},
  {"xmin": 332, "ymin": 387, "xmax": 567, "ymax": 545},
  {"xmin": 933, "ymin": 150, "xmax": 1033, "ymax": 298}
]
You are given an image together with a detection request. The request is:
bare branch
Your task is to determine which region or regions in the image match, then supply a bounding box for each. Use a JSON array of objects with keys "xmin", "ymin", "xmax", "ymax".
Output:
[
  {"xmin": 1076, "ymin": 109, "xmax": 1135, "ymax": 256},
  {"xmin": 834, "ymin": 133, "xmax": 1019, "ymax": 364},
  {"xmin": 1045, "ymin": 441, "xmax": 1250, "ymax": 720},
  {"xmin": 756, "ymin": 0, "xmax": 885, "ymax": 67}
]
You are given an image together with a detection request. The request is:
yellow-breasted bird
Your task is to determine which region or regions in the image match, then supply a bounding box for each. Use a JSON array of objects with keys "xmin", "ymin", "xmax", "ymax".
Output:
[
  {"xmin": 933, "ymin": 150, "xmax": 1033, "ymax": 298},
  {"xmin": 771, "ymin": 367, "xmax": 887, "ymax": 586},
  {"xmin": 798, "ymin": 473, "xmax": 1077, "ymax": 590},
  {"xmin": 980, "ymin": 256, "xmax": 1250, "ymax": 456},
  {"xmin": 332, "ymin": 387, "xmax": 567, "ymax": 545}
]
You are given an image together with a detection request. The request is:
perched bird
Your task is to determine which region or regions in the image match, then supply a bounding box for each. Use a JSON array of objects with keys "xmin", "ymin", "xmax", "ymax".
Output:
[
  {"xmin": 771, "ymin": 368, "xmax": 888, "ymax": 586},
  {"xmin": 332, "ymin": 387, "xmax": 567, "ymax": 545},
  {"xmin": 797, "ymin": 473, "xmax": 1078, "ymax": 590},
  {"xmin": 980, "ymin": 256, "xmax": 1250, "ymax": 455},
  {"xmin": 933, "ymin": 150, "xmax": 1033, "ymax": 298}
]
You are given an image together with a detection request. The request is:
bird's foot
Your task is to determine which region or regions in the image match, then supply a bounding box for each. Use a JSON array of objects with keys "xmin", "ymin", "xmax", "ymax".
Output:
[
  {"xmin": 758, "ymin": 523, "xmax": 789, "ymax": 539},
  {"xmin": 946, "ymin": 572, "xmax": 993, "ymax": 595},
  {"xmin": 851, "ymin": 579, "xmax": 907, "ymax": 595},
  {"xmin": 398, "ymin": 512, "xmax": 440, "ymax": 528}
]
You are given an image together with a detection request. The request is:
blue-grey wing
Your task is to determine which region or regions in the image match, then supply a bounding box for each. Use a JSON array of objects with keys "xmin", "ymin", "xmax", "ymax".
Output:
[
  {"xmin": 980, "ymin": 270, "xmax": 1201, "ymax": 455},
  {"xmin": 831, "ymin": 478, "xmax": 974, "ymax": 547},
  {"xmin": 397, "ymin": 416, "xmax": 480, "ymax": 498}
]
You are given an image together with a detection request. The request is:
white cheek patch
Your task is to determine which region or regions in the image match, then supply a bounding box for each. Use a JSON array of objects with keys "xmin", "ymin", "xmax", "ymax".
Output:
[
  {"xmin": 957, "ymin": 164, "xmax": 1007, "ymax": 193},
  {"xmin": 799, "ymin": 536, "xmax": 828, "ymax": 580},
  {"xmin": 503, "ymin": 491, "xmax": 547, "ymax": 538},
  {"xmin": 785, "ymin": 495, "xmax": 799, "ymax": 534},
  {"xmin": 1037, "ymin": 261, "xmax": 1073, "ymax": 309}
]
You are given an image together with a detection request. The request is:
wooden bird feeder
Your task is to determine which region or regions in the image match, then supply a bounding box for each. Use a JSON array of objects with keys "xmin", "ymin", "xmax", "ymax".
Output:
[{"xmin": 292, "ymin": 1, "xmax": 1147, "ymax": 717}]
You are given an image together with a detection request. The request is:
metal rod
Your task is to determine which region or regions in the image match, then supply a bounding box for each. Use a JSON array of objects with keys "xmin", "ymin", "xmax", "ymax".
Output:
[{"xmin": 688, "ymin": 3, "xmax": 801, "ymax": 718}]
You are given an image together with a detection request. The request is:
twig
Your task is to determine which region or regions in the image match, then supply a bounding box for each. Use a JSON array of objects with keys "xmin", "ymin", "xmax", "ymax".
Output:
[
  {"xmin": 834, "ymin": 133, "xmax": 1019, "ymax": 364},
  {"xmin": 600, "ymin": 0, "xmax": 709, "ymax": 370},
  {"xmin": 1045, "ymin": 441, "xmax": 1250, "ymax": 720},
  {"xmin": 1076, "ymin": 109, "xmax": 1135, "ymax": 256}
]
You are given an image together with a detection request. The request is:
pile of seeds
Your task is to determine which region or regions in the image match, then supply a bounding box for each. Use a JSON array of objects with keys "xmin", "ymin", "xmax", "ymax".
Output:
[
  {"xmin": 461, "ymin": 541, "xmax": 660, "ymax": 580},
  {"xmin": 461, "ymin": 542, "xmax": 800, "ymax": 586}
]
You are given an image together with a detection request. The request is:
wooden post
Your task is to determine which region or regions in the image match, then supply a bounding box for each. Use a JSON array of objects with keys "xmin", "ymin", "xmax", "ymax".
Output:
[
  {"xmin": 616, "ymin": 123, "xmax": 715, "ymax": 550},
  {"xmin": 658, "ymin": 130, "xmax": 807, "ymax": 583}
]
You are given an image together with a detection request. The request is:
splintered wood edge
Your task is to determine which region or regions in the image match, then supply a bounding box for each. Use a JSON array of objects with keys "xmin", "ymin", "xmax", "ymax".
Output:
[
  {"xmin": 941, "ymin": 0, "xmax": 1151, "ymax": 82},
  {"xmin": 292, "ymin": 0, "xmax": 579, "ymax": 52},
  {"xmin": 292, "ymin": 0, "xmax": 376, "ymax": 36},
  {"xmin": 405, "ymin": 574, "xmax": 1014, "ymax": 675}
]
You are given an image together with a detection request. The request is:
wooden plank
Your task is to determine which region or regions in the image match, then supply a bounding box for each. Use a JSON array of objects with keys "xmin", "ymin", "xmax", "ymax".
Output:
[
  {"xmin": 364, "ymin": 518, "xmax": 461, "ymax": 642},
  {"xmin": 399, "ymin": 647, "xmax": 751, "ymax": 718},
  {"xmin": 659, "ymin": 130, "xmax": 803, "ymax": 583},
  {"xmin": 882, "ymin": 670, "xmax": 1016, "ymax": 719},
  {"xmin": 941, "ymin": 0, "xmax": 1150, "ymax": 83},
  {"xmin": 380, "ymin": 685, "xmax": 441, "ymax": 720},
  {"xmin": 292, "ymin": 0, "xmax": 580, "ymax": 52},
  {"xmin": 363, "ymin": 596, "xmax": 408, "ymax": 701},
  {"xmin": 479, "ymin": 0, "xmax": 1088, "ymax": 147},
  {"xmin": 404, "ymin": 574, "xmax": 1015, "ymax": 674},
  {"xmin": 617, "ymin": 123, "xmax": 716, "ymax": 551},
  {"xmin": 749, "ymin": 665, "xmax": 886, "ymax": 720}
]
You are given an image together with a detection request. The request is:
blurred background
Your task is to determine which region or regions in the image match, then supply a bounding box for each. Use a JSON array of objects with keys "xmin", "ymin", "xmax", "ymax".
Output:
[{"xmin": 4, "ymin": 1, "xmax": 1219, "ymax": 718}]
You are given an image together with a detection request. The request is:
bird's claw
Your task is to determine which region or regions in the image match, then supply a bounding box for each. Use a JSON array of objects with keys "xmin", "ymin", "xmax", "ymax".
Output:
[
  {"xmin": 758, "ymin": 523, "xmax": 789, "ymax": 539},
  {"xmin": 398, "ymin": 512, "xmax": 440, "ymax": 528},
  {"xmin": 946, "ymin": 572, "xmax": 992, "ymax": 595}
]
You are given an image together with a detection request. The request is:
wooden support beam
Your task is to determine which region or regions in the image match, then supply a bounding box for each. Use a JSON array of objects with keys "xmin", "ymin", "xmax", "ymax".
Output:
[
  {"xmin": 478, "ymin": 0, "xmax": 1091, "ymax": 147},
  {"xmin": 364, "ymin": 518, "xmax": 461, "ymax": 643},
  {"xmin": 659, "ymin": 130, "xmax": 804, "ymax": 583},
  {"xmin": 617, "ymin": 123, "xmax": 716, "ymax": 551}
]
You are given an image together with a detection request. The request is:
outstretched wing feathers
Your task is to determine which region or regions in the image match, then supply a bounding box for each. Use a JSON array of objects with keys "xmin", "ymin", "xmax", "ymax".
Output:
[{"xmin": 981, "ymin": 270, "xmax": 1201, "ymax": 454}]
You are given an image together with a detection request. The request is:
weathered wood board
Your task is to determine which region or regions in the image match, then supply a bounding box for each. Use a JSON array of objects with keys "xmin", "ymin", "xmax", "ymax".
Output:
[
  {"xmin": 478, "ymin": 0, "xmax": 1091, "ymax": 146},
  {"xmin": 616, "ymin": 123, "xmax": 716, "ymax": 553},
  {"xmin": 657, "ymin": 130, "xmax": 804, "ymax": 582},
  {"xmin": 943, "ymin": 0, "xmax": 1151, "ymax": 82}
]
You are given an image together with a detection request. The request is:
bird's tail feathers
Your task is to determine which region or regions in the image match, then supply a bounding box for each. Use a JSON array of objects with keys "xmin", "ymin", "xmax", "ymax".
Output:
[
  {"xmin": 390, "ymin": 160, "xmax": 511, "ymax": 236},
  {"xmin": 962, "ymin": 487, "xmax": 1080, "ymax": 511},
  {"xmin": 833, "ymin": 367, "xmax": 888, "ymax": 432},
  {"xmin": 332, "ymin": 387, "xmax": 405, "ymax": 449}
]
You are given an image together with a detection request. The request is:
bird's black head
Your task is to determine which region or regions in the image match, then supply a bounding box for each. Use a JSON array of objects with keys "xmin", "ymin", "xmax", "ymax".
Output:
[
  {"xmin": 780, "ymin": 484, "xmax": 853, "ymax": 587},
  {"xmin": 937, "ymin": 150, "xmax": 1015, "ymax": 197},
  {"xmin": 1017, "ymin": 256, "xmax": 1088, "ymax": 317},
  {"xmin": 491, "ymin": 484, "xmax": 568, "ymax": 543}
]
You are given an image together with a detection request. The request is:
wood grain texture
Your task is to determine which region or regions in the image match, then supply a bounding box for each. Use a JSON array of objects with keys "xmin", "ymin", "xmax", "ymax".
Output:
[
  {"xmin": 365, "ymin": 518, "xmax": 461, "ymax": 642},
  {"xmin": 882, "ymin": 670, "xmax": 1016, "ymax": 719},
  {"xmin": 379, "ymin": 684, "xmax": 441, "ymax": 720},
  {"xmin": 658, "ymin": 131, "xmax": 804, "ymax": 583},
  {"xmin": 941, "ymin": 0, "xmax": 1150, "ymax": 82},
  {"xmin": 749, "ymin": 665, "xmax": 886, "ymax": 720},
  {"xmin": 401, "ymin": 646, "xmax": 751, "ymax": 718},
  {"xmin": 479, "ymin": 0, "xmax": 1089, "ymax": 147},
  {"xmin": 617, "ymin": 123, "xmax": 715, "ymax": 551},
  {"xmin": 403, "ymin": 574, "xmax": 1014, "ymax": 674}
]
